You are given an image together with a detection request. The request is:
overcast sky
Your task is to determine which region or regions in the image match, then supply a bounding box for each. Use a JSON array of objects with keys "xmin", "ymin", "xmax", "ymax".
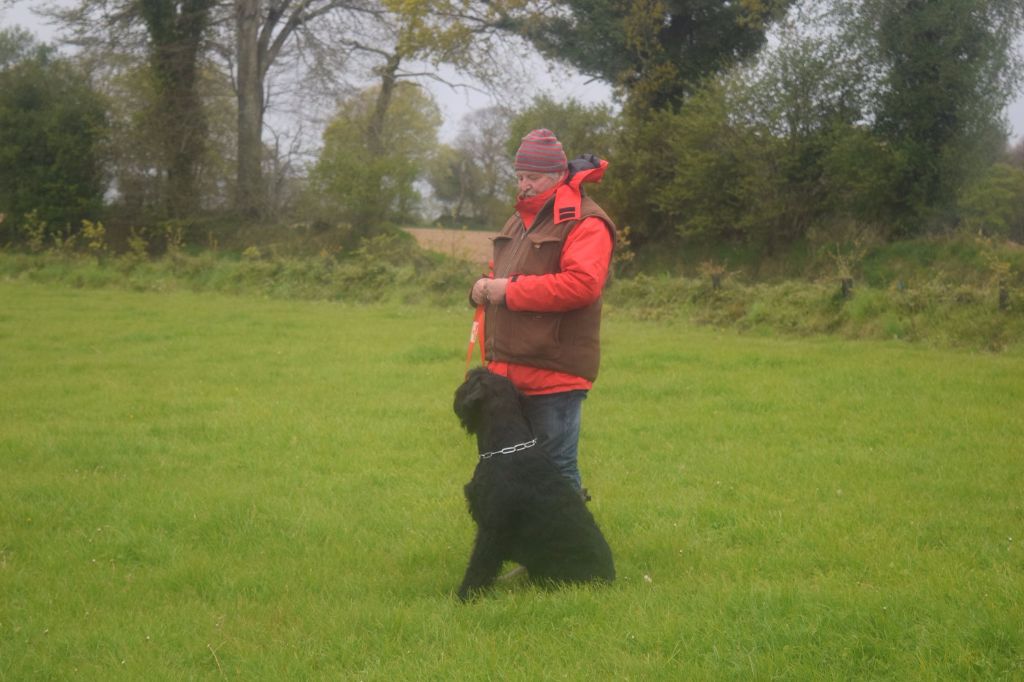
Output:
[{"xmin": 3, "ymin": 3, "xmax": 1023, "ymax": 144}]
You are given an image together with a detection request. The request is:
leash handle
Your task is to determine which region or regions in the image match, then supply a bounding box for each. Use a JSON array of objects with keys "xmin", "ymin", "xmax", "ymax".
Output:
[{"xmin": 464, "ymin": 305, "xmax": 486, "ymax": 372}]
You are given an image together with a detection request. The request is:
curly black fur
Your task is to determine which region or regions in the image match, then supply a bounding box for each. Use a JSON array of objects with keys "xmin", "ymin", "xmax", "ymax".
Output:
[{"xmin": 453, "ymin": 367, "xmax": 615, "ymax": 601}]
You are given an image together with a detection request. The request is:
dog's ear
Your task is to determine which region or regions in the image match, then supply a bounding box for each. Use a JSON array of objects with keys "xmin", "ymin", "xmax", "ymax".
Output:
[{"xmin": 453, "ymin": 370, "xmax": 488, "ymax": 434}]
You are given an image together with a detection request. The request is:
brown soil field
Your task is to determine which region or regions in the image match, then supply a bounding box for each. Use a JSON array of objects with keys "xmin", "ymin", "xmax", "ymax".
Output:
[{"xmin": 404, "ymin": 227, "xmax": 495, "ymax": 267}]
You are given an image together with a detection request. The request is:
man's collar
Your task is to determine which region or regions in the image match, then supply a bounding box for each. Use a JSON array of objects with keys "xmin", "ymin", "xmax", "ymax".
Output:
[{"xmin": 554, "ymin": 158, "xmax": 608, "ymax": 223}]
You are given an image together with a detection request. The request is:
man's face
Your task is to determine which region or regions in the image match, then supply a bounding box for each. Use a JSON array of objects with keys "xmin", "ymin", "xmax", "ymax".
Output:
[{"xmin": 516, "ymin": 171, "xmax": 562, "ymax": 199}]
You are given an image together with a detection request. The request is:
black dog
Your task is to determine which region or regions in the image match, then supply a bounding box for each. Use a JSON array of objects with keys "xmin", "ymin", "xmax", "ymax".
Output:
[{"xmin": 453, "ymin": 367, "xmax": 615, "ymax": 601}]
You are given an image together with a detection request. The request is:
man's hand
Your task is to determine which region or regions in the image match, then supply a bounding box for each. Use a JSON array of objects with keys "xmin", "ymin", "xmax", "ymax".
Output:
[{"xmin": 470, "ymin": 277, "xmax": 510, "ymax": 306}]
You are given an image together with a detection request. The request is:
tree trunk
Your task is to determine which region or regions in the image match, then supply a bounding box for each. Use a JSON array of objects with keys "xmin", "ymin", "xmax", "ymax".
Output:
[
  {"xmin": 367, "ymin": 52, "xmax": 402, "ymax": 157},
  {"xmin": 356, "ymin": 51, "xmax": 402, "ymax": 227},
  {"xmin": 161, "ymin": 55, "xmax": 205, "ymax": 216},
  {"xmin": 453, "ymin": 157, "xmax": 468, "ymax": 223},
  {"xmin": 139, "ymin": 0, "xmax": 212, "ymax": 217},
  {"xmin": 235, "ymin": 0, "xmax": 264, "ymax": 217}
]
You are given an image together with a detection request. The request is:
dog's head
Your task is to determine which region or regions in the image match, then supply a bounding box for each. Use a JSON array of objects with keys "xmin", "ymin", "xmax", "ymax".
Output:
[{"xmin": 453, "ymin": 367, "xmax": 519, "ymax": 435}]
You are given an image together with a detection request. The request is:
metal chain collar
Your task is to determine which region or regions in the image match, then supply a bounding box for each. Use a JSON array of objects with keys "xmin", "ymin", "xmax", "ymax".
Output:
[{"xmin": 479, "ymin": 438, "xmax": 537, "ymax": 460}]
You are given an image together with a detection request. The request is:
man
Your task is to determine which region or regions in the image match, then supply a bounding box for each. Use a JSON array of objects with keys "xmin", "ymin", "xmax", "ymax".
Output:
[{"xmin": 470, "ymin": 128, "xmax": 616, "ymax": 499}]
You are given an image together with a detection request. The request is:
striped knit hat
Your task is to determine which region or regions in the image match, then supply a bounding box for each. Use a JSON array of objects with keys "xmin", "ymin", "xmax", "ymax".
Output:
[{"xmin": 514, "ymin": 129, "xmax": 568, "ymax": 173}]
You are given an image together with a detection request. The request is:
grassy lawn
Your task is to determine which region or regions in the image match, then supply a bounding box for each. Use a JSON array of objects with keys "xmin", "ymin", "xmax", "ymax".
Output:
[{"xmin": 1, "ymin": 281, "xmax": 1022, "ymax": 679}]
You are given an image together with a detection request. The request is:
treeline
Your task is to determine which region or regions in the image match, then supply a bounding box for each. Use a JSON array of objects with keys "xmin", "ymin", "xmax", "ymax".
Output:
[{"xmin": 1, "ymin": 0, "xmax": 1023, "ymax": 263}]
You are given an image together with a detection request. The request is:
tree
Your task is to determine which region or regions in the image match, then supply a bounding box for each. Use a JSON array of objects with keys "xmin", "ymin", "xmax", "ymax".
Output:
[
  {"xmin": 606, "ymin": 0, "xmax": 1024, "ymax": 248},
  {"xmin": 311, "ymin": 81, "xmax": 441, "ymax": 230},
  {"xmin": 605, "ymin": 79, "xmax": 824, "ymax": 250},
  {"xmin": 229, "ymin": 0, "xmax": 541, "ymax": 217},
  {"xmin": 230, "ymin": 0, "xmax": 366, "ymax": 217},
  {"xmin": 427, "ymin": 106, "xmax": 513, "ymax": 227},
  {"xmin": 101, "ymin": 58, "xmax": 238, "ymax": 219},
  {"xmin": 858, "ymin": 0, "xmax": 1024, "ymax": 234},
  {"xmin": 137, "ymin": 0, "xmax": 216, "ymax": 216},
  {"xmin": 507, "ymin": 95, "xmax": 620, "ymax": 161},
  {"xmin": 46, "ymin": 0, "xmax": 215, "ymax": 218},
  {"xmin": 41, "ymin": 0, "xmax": 569, "ymax": 220},
  {"xmin": 427, "ymin": 144, "xmax": 476, "ymax": 224},
  {"xmin": 518, "ymin": 0, "xmax": 795, "ymax": 110},
  {"xmin": 524, "ymin": 0, "xmax": 794, "ymax": 249},
  {"xmin": 302, "ymin": 0, "xmax": 550, "ymax": 228},
  {"xmin": 0, "ymin": 25, "xmax": 50, "ymax": 68},
  {"xmin": 959, "ymin": 163, "xmax": 1024, "ymax": 242},
  {"xmin": 0, "ymin": 37, "xmax": 108, "ymax": 245},
  {"xmin": 717, "ymin": 7, "xmax": 895, "ymax": 245},
  {"xmin": 631, "ymin": 86, "xmax": 747, "ymax": 245},
  {"xmin": 45, "ymin": 0, "xmax": 335, "ymax": 217}
]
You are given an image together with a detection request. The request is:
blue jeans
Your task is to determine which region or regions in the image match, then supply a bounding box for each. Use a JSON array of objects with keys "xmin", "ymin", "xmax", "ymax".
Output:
[{"xmin": 520, "ymin": 390, "xmax": 588, "ymax": 490}]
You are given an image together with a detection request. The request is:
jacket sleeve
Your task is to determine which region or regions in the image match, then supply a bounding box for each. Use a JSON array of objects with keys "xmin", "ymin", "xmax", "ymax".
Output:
[{"xmin": 504, "ymin": 217, "xmax": 613, "ymax": 313}]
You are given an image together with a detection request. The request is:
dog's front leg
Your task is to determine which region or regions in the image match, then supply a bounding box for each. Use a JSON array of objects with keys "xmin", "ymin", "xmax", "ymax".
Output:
[{"xmin": 457, "ymin": 530, "xmax": 504, "ymax": 601}]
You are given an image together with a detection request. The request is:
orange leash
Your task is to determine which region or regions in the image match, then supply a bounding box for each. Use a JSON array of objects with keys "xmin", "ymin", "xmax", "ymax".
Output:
[
  {"xmin": 465, "ymin": 261, "xmax": 493, "ymax": 373},
  {"xmin": 464, "ymin": 305, "xmax": 486, "ymax": 372}
]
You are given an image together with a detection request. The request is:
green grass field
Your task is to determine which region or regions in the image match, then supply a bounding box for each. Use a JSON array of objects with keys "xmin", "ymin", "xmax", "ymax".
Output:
[{"xmin": 2, "ymin": 281, "xmax": 1022, "ymax": 680}]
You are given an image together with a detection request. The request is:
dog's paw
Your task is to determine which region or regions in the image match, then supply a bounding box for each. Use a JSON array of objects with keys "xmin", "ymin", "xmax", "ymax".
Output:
[{"xmin": 496, "ymin": 565, "xmax": 528, "ymax": 582}]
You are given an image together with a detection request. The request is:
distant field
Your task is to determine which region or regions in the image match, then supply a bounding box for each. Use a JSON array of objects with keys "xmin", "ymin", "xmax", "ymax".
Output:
[
  {"xmin": 404, "ymin": 227, "xmax": 494, "ymax": 267},
  {"xmin": 1, "ymin": 281, "xmax": 1022, "ymax": 679}
]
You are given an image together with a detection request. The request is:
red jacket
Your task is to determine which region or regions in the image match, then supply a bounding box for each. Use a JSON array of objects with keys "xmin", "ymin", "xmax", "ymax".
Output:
[{"xmin": 488, "ymin": 166, "xmax": 614, "ymax": 395}]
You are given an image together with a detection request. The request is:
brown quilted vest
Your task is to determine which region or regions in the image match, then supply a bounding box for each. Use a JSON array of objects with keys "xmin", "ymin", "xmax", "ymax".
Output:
[{"xmin": 485, "ymin": 195, "xmax": 615, "ymax": 381}]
